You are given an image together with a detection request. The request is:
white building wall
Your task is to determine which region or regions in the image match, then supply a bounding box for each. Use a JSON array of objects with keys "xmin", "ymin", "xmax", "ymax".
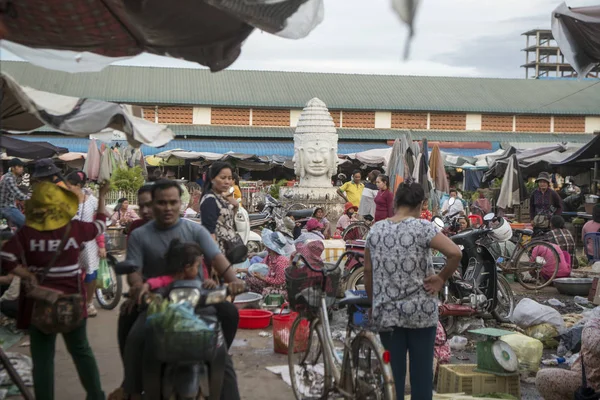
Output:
[
  {"xmin": 192, "ymin": 107, "xmax": 211, "ymax": 125},
  {"xmin": 290, "ymin": 110, "xmax": 303, "ymax": 127},
  {"xmin": 374, "ymin": 111, "xmax": 392, "ymax": 129},
  {"xmin": 585, "ymin": 116, "xmax": 600, "ymax": 133},
  {"xmin": 465, "ymin": 114, "xmax": 482, "ymax": 130}
]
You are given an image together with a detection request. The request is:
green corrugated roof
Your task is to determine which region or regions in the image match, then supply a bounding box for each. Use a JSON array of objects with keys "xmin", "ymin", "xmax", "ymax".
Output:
[
  {"xmin": 31, "ymin": 125, "xmax": 592, "ymax": 143},
  {"xmin": 4, "ymin": 61, "xmax": 600, "ymax": 115}
]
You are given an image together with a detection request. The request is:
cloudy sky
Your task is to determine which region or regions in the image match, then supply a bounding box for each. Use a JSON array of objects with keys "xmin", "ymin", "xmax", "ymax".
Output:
[{"xmin": 1, "ymin": 0, "xmax": 598, "ymax": 78}]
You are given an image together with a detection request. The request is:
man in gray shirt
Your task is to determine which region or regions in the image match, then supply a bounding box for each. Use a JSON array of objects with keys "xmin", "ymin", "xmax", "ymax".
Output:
[{"xmin": 120, "ymin": 180, "xmax": 243, "ymax": 400}]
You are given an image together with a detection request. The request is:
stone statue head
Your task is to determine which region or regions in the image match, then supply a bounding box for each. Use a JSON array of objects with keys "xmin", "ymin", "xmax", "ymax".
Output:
[{"xmin": 293, "ymin": 98, "xmax": 338, "ymax": 188}]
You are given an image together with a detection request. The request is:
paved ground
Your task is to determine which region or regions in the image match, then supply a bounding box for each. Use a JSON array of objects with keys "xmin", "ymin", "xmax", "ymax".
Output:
[
  {"xmin": 6, "ymin": 281, "xmax": 587, "ymax": 399},
  {"xmin": 8, "ymin": 305, "xmax": 294, "ymax": 399}
]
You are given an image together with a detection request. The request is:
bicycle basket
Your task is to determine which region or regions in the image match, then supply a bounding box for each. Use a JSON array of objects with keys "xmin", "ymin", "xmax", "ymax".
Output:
[
  {"xmin": 285, "ymin": 266, "xmax": 341, "ymax": 312},
  {"xmin": 148, "ymin": 319, "xmax": 219, "ymax": 363},
  {"xmin": 105, "ymin": 230, "xmax": 127, "ymax": 252}
]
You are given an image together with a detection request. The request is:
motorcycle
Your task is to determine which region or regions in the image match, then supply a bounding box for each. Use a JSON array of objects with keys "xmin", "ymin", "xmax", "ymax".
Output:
[
  {"xmin": 96, "ymin": 229, "xmax": 125, "ymax": 310},
  {"xmin": 247, "ymin": 194, "xmax": 314, "ymax": 232},
  {"xmin": 114, "ymin": 260, "xmax": 236, "ymax": 400},
  {"xmin": 432, "ymin": 213, "xmax": 516, "ymax": 335}
]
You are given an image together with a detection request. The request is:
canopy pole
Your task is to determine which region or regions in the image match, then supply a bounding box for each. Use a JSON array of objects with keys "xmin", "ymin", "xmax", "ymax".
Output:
[{"xmin": 595, "ymin": 154, "xmax": 599, "ymax": 196}]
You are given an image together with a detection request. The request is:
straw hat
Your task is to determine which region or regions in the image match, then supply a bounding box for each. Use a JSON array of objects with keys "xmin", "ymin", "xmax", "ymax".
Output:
[{"xmin": 25, "ymin": 181, "xmax": 79, "ymax": 231}]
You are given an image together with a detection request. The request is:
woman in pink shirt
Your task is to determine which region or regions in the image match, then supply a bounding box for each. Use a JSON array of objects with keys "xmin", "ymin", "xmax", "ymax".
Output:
[
  {"xmin": 531, "ymin": 243, "xmax": 571, "ymax": 281},
  {"xmin": 374, "ymin": 174, "xmax": 394, "ymax": 222},
  {"xmin": 582, "ymin": 204, "xmax": 600, "ymax": 260}
]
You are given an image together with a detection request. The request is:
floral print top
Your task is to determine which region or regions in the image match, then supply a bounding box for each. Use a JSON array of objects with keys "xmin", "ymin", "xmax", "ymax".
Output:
[{"xmin": 366, "ymin": 218, "xmax": 438, "ymax": 330}]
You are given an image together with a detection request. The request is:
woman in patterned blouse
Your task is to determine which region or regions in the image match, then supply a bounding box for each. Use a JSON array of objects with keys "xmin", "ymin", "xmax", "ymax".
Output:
[{"xmin": 364, "ymin": 181, "xmax": 462, "ymax": 400}]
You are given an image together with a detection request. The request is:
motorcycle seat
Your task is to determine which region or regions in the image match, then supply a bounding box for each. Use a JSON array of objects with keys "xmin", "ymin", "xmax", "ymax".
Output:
[
  {"xmin": 513, "ymin": 228, "xmax": 533, "ymax": 237},
  {"xmin": 248, "ymin": 213, "xmax": 269, "ymax": 221},
  {"xmin": 432, "ymin": 256, "xmax": 446, "ymax": 265},
  {"xmin": 287, "ymin": 209, "xmax": 314, "ymax": 219},
  {"xmin": 339, "ymin": 295, "xmax": 371, "ymax": 308}
]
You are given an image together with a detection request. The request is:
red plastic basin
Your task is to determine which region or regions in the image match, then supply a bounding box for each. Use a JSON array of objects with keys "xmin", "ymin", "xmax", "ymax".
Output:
[{"xmin": 238, "ymin": 309, "xmax": 273, "ymax": 329}]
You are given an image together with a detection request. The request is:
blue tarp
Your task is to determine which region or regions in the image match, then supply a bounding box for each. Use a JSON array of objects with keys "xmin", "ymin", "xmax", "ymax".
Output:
[{"xmin": 11, "ymin": 136, "xmax": 499, "ymax": 158}]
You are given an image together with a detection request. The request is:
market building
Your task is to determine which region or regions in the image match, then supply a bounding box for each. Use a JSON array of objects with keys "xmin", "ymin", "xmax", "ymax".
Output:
[{"xmin": 1, "ymin": 60, "xmax": 598, "ymax": 157}]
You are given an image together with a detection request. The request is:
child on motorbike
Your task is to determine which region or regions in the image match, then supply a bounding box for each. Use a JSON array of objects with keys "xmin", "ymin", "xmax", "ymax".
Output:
[
  {"xmin": 123, "ymin": 239, "xmax": 217, "ymax": 400},
  {"xmin": 137, "ymin": 239, "xmax": 217, "ymax": 302}
]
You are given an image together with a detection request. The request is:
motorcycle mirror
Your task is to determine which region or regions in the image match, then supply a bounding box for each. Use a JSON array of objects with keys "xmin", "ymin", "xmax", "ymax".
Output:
[
  {"xmin": 448, "ymin": 197, "xmax": 456, "ymax": 206},
  {"xmin": 114, "ymin": 261, "xmax": 139, "ymax": 275},
  {"xmin": 483, "ymin": 213, "xmax": 495, "ymax": 222},
  {"xmin": 432, "ymin": 217, "xmax": 445, "ymax": 229}
]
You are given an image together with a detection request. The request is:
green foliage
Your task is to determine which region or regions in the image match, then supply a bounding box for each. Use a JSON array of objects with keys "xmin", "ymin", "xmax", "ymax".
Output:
[
  {"xmin": 268, "ymin": 179, "xmax": 289, "ymax": 199},
  {"xmin": 111, "ymin": 167, "xmax": 145, "ymax": 192},
  {"xmin": 491, "ymin": 178, "xmax": 503, "ymax": 189},
  {"xmin": 525, "ymin": 180, "xmax": 537, "ymax": 196}
]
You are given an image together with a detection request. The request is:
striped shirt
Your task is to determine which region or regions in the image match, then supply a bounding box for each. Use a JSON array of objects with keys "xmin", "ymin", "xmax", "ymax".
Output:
[{"xmin": 0, "ymin": 214, "xmax": 106, "ymax": 328}]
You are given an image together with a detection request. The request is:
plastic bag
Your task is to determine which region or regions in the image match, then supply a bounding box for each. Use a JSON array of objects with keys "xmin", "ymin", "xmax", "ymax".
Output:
[
  {"xmin": 501, "ymin": 333, "xmax": 544, "ymax": 373},
  {"xmin": 524, "ymin": 323, "xmax": 560, "ymax": 348},
  {"xmin": 511, "ymin": 298, "xmax": 566, "ymax": 331},
  {"xmin": 96, "ymin": 259, "xmax": 111, "ymax": 290},
  {"xmin": 449, "ymin": 336, "xmax": 468, "ymax": 351}
]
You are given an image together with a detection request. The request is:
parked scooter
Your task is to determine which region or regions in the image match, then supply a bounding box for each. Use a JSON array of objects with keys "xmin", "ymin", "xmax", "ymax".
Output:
[
  {"xmin": 114, "ymin": 260, "xmax": 240, "ymax": 400},
  {"xmin": 247, "ymin": 194, "xmax": 314, "ymax": 231},
  {"xmin": 432, "ymin": 213, "xmax": 515, "ymax": 334}
]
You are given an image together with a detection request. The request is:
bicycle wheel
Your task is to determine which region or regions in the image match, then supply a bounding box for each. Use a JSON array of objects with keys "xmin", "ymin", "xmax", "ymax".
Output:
[
  {"xmin": 350, "ymin": 332, "xmax": 395, "ymax": 400},
  {"xmin": 514, "ymin": 240, "xmax": 560, "ymax": 290},
  {"xmin": 342, "ymin": 222, "xmax": 370, "ymax": 241},
  {"xmin": 288, "ymin": 317, "xmax": 329, "ymax": 400},
  {"xmin": 492, "ymin": 274, "xmax": 515, "ymax": 322}
]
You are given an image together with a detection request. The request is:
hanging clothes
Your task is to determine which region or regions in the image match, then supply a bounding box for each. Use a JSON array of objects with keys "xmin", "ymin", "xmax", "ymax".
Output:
[
  {"xmin": 98, "ymin": 149, "xmax": 113, "ymax": 183},
  {"xmin": 83, "ymin": 139, "xmax": 101, "ymax": 181},
  {"xmin": 463, "ymin": 169, "xmax": 484, "ymax": 192}
]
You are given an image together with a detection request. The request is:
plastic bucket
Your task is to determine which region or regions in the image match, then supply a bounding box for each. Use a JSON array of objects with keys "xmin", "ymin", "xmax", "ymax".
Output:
[{"xmin": 272, "ymin": 305, "xmax": 309, "ymax": 354}]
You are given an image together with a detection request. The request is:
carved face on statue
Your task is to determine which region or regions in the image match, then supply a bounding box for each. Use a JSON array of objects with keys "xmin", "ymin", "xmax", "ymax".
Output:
[
  {"xmin": 294, "ymin": 134, "xmax": 337, "ymax": 188},
  {"xmin": 292, "ymin": 97, "xmax": 339, "ymax": 188}
]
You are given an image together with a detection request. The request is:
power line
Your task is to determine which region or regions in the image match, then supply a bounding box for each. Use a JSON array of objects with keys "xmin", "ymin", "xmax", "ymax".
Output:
[{"xmin": 518, "ymin": 79, "xmax": 600, "ymax": 116}]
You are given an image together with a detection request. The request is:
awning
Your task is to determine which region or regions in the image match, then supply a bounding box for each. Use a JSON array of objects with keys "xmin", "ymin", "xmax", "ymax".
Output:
[
  {"xmin": 0, "ymin": 1, "xmax": 416, "ymax": 73},
  {"xmin": 1, "ymin": 72, "xmax": 174, "ymax": 147},
  {"xmin": 552, "ymin": 2, "xmax": 600, "ymax": 77},
  {"xmin": 0, "ymin": 134, "xmax": 68, "ymax": 159},
  {"xmin": 552, "ymin": 134, "xmax": 600, "ymax": 175}
]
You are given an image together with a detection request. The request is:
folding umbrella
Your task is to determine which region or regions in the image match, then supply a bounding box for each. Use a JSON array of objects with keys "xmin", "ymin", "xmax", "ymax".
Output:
[
  {"xmin": 497, "ymin": 155, "xmax": 527, "ymax": 210},
  {"xmin": 429, "ymin": 144, "xmax": 449, "ymax": 194}
]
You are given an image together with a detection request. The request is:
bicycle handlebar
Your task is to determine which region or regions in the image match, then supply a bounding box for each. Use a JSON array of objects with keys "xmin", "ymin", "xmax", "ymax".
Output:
[{"xmin": 291, "ymin": 253, "xmax": 339, "ymax": 276}]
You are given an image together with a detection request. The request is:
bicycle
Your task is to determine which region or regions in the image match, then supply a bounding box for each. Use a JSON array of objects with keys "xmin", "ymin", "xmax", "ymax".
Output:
[
  {"xmin": 342, "ymin": 221, "xmax": 371, "ymax": 241},
  {"xmin": 497, "ymin": 228, "xmax": 560, "ymax": 290},
  {"xmin": 285, "ymin": 254, "xmax": 395, "ymax": 400}
]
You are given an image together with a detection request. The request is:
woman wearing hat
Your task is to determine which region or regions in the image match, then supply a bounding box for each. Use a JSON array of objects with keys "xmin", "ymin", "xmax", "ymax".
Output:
[
  {"xmin": 243, "ymin": 229, "xmax": 294, "ymax": 297},
  {"xmin": 530, "ymin": 172, "xmax": 563, "ymax": 234},
  {"xmin": 0, "ymin": 180, "xmax": 110, "ymax": 400},
  {"xmin": 295, "ymin": 218, "xmax": 326, "ymax": 244},
  {"xmin": 335, "ymin": 202, "xmax": 359, "ymax": 236}
]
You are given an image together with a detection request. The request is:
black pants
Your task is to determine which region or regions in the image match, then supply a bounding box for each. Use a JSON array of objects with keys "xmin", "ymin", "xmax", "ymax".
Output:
[
  {"xmin": 118, "ymin": 301, "xmax": 239, "ymax": 397},
  {"xmin": 379, "ymin": 326, "xmax": 437, "ymax": 400}
]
